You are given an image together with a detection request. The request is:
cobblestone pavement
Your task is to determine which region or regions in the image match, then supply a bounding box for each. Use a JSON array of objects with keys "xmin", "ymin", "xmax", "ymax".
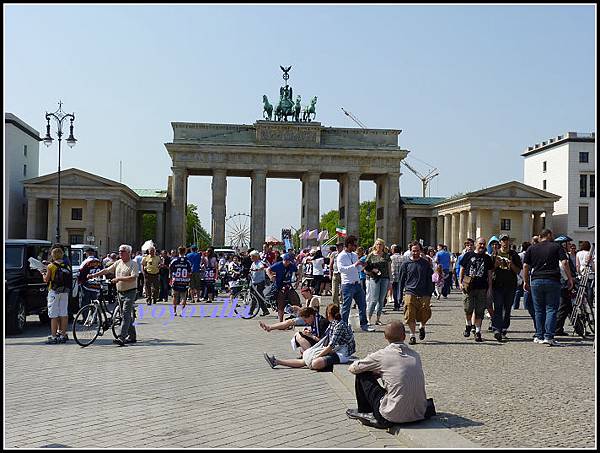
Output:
[
  {"xmin": 5, "ymin": 289, "xmax": 595, "ymax": 448},
  {"xmin": 5, "ymin": 298, "xmax": 407, "ymax": 449},
  {"xmin": 348, "ymin": 288, "xmax": 596, "ymax": 448}
]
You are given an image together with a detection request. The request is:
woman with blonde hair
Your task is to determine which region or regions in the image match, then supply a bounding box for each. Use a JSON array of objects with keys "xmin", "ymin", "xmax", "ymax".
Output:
[{"xmin": 365, "ymin": 238, "xmax": 392, "ymax": 326}]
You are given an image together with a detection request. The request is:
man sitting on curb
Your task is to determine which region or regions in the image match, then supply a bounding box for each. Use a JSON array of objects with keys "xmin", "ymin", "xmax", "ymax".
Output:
[{"xmin": 346, "ymin": 320, "xmax": 435, "ymax": 429}]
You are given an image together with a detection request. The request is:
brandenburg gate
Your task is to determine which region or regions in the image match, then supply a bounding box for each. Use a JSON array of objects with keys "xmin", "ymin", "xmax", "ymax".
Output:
[{"xmin": 164, "ymin": 68, "xmax": 408, "ymax": 249}]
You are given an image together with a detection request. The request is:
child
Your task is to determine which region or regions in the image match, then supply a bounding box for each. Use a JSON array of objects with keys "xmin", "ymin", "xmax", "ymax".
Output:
[
  {"xmin": 432, "ymin": 264, "xmax": 444, "ymax": 300},
  {"xmin": 169, "ymin": 246, "xmax": 193, "ymax": 316}
]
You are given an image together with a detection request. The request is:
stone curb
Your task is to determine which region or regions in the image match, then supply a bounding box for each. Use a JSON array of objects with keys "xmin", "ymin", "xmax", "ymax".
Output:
[{"xmin": 330, "ymin": 365, "xmax": 480, "ymax": 448}]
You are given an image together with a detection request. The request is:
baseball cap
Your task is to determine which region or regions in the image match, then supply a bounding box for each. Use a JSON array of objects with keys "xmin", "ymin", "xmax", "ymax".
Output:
[
  {"xmin": 282, "ymin": 253, "xmax": 293, "ymax": 261},
  {"xmin": 499, "ymin": 234, "xmax": 510, "ymax": 241}
]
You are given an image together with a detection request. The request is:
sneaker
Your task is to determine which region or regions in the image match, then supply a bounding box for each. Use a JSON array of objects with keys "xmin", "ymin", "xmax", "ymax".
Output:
[
  {"xmin": 58, "ymin": 334, "xmax": 68, "ymax": 344},
  {"xmin": 419, "ymin": 327, "xmax": 426, "ymax": 340},
  {"xmin": 475, "ymin": 332, "xmax": 483, "ymax": 342},
  {"xmin": 471, "ymin": 325, "xmax": 476, "ymax": 334},
  {"xmin": 112, "ymin": 337, "xmax": 126, "ymax": 346},
  {"xmin": 501, "ymin": 331, "xmax": 508, "ymax": 338},
  {"xmin": 45, "ymin": 335, "xmax": 59, "ymax": 344},
  {"xmin": 124, "ymin": 337, "xmax": 137, "ymax": 344},
  {"xmin": 494, "ymin": 331, "xmax": 503, "ymax": 342},
  {"xmin": 543, "ymin": 339, "xmax": 561, "ymax": 347},
  {"xmin": 533, "ymin": 337, "xmax": 544, "ymax": 344},
  {"xmin": 360, "ymin": 325, "xmax": 376, "ymax": 332},
  {"xmin": 463, "ymin": 326, "xmax": 472, "ymax": 337},
  {"xmin": 487, "ymin": 325, "xmax": 494, "ymax": 332},
  {"xmin": 375, "ymin": 321, "xmax": 383, "ymax": 326},
  {"xmin": 409, "ymin": 336, "xmax": 417, "ymax": 345},
  {"xmin": 263, "ymin": 352, "xmax": 276, "ymax": 369}
]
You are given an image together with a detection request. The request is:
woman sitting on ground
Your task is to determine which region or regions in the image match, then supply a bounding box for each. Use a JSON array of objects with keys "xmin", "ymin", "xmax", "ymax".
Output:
[
  {"xmin": 259, "ymin": 286, "xmax": 322, "ymax": 332},
  {"xmin": 263, "ymin": 304, "xmax": 355, "ymax": 371}
]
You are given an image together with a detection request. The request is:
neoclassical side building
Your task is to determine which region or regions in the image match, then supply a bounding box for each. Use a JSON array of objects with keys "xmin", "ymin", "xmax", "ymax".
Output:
[
  {"xmin": 401, "ymin": 181, "xmax": 560, "ymax": 252},
  {"xmin": 23, "ymin": 169, "xmax": 167, "ymax": 255}
]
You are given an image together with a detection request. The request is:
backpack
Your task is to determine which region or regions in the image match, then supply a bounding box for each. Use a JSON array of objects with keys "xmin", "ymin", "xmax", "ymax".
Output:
[{"xmin": 51, "ymin": 261, "xmax": 72, "ymax": 293}]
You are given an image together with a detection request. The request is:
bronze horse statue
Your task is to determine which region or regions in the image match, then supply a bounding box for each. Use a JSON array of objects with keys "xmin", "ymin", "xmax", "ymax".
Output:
[
  {"xmin": 263, "ymin": 95, "xmax": 273, "ymax": 120},
  {"xmin": 303, "ymin": 96, "xmax": 318, "ymax": 122}
]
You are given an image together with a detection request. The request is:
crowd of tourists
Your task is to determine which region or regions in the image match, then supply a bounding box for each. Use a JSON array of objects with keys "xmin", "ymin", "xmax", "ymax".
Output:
[{"xmin": 36, "ymin": 228, "xmax": 594, "ymax": 429}]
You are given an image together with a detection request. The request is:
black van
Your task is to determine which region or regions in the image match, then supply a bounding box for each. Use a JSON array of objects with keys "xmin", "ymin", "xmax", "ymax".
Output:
[{"xmin": 5, "ymin": 240, "xmax": 77, "ymax": 333}]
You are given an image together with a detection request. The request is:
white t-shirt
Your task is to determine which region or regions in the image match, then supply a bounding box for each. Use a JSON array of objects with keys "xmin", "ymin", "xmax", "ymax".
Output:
[
  {"xmin": 312, "ymin": 257, "xmax": 325, "ymax": 276},
  {"xmin": 576, "ymin": 250, "xmax": 595, "ymax": 278}
]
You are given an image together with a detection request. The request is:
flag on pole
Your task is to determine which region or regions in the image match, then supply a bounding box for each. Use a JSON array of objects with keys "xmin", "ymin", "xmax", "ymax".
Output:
[
  {"xmin": 335, "ymin": 226, "xmax": 347, "ymax": 237},
  {"xmin": 300, "ymin": 230, "xmax": 310, "ymax": 240},
  {"xmin": 317, "ymin": 230, "xmax": 329, "ymax": 242},
  {"xmin": 308, "ymin": 229, "xmax": 319, "ymax": 240}
]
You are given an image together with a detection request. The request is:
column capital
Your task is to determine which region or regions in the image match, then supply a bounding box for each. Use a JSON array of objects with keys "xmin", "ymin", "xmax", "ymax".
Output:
[
  {"xmin": 212, "ymin": 168, "xmax": 227, "ymax": 177},
  {"xmin": 172, "ymin": 166, "xmax": 188, "ymax": 176}
]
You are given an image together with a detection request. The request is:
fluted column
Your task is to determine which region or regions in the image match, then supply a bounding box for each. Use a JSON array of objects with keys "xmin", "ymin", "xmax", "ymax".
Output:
[
  {"xmin": 429, "ymin": 218, "xmax": 436, "ymax": 248},
  {"xmin": 211, "ymin": 169, "xmax": 227, "ymax": 246},
  {"xmin": 491, "ymin": 208, "xmax": 500, "ymax": 236},
  {"xmin": 111, "ymin": 198, "xmax": 121, "ymax": 250},
  {"xmin": 532, "ymin": 211, "xmax": 542, "ymax": 236},
  {"xmin": 544, "ymin": 208, "xmax": 553, "ymax": 231},
  {"xmin": 443, "ymin": 214, "xmax": 451, "ymax": 248},
  {"xmin": 459, "ymin": 211, "xmax": 467, "ymax": 249},
  {"xmin": 86, "ymin": 199, "xmax": 96, "ymax": 244},
  {"xmin": 405, "ymin": 215, "xmax": 413, "ymax": 249},
  {"xmin": 27, "ymin": 197, "xmax": 38, "ymax": 239},
  {"xmin": 347, "ymin": 172, "xmax": 360, "ymax": 241},
  {"xmin": 156, "ymin": 206, "xmax": 165, "ymax": 249},
  {"xmin": 522, "ymin": 210, "xmax": 532, "ymax": 244},
  {"xmin": 170, "ymin": 167, "xmax": 188, "ymax": 249},
  {"xmin": 386, "ymin": 172, "xmax": 401, "ymax": 246},
  {"xmin": 437, "ymin": 215, "xmax": 444, "ymax": 245},
  {"xmin": 301, "ymin": 172, "xmax": 320, "ymax": 247},
  {"xmin": 251, "ymin": 169, "xmax": 267, "ymax": 250},
  {"xmin": 451, "ymin": 212, "xmax": 459, "ymax": 253}
]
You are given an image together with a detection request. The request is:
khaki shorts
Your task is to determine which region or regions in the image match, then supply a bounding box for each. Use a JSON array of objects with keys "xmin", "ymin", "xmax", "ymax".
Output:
[
  {"xmin": 463, "ymin": 288, "xmax": 488, "ymax": 319},
  {"xmin": 48, "ymin": 290, "xmax": 69, "ymax": 318},
  {"xmin": 403, "ymin": 294, "xmax": 432, "ymax": 324}
]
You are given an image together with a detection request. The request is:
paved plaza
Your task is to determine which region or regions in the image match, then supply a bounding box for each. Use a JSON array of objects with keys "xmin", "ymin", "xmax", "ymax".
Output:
[{"xmin": 4, "ymin": 289, "xmax": 596, "ymax": 449}]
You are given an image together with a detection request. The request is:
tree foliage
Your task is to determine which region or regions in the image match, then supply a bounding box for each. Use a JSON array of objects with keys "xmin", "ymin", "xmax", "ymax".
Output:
[
  {"xmin": 186, "ymin": 204, "xmax": 211, "ymax": 249},
  {"xmin": 142, "ymin": 213, "xmax": 157, "ymax": 246},
  {"xmin": 318, "ymin": 200, "xmax": 376, "ymax": 249}
]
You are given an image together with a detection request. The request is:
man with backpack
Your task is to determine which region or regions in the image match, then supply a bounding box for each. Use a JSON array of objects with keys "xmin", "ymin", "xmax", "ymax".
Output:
[{"xmin": 42, "ymin": 247, "xmax": 72, "ymax": 344}]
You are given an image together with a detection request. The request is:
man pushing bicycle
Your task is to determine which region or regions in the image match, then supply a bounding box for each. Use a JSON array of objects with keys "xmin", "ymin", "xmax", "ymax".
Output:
[{"xmin": 265, "ymin": 253, "xmax": 302, "ymax": 322}]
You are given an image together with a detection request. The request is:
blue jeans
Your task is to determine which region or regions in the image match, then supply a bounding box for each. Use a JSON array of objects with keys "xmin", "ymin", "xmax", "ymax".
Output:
[
  {"xmin": 530, "ymin": 279, "xmax": 561, "ymax": 340},
  {"xmin": 492, "ymin": 286, "xmax": 516, "ymax": 333},
  {"xmin": 523, "ymin": 289, "xmax": 536, "ymax": 331},
  {"xmin": 513, "ymin": 285, "xmax": 523, "ymax": 309},
  {"xmin": 367, "ymin": 278, "xmax": 390, "ymax": 318},
  {"xmin": 442, "ymin": 271, "xmax": 452, "ymax": 297},
  {"xmin": 341, "ymin": 282, "xmax": 368, "ymax": 328}
]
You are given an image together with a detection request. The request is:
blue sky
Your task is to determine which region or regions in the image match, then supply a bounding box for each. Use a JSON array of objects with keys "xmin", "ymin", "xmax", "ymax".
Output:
[{"xmin": 4, "ymin": 5, "xmax": 596, "ymax": 241}]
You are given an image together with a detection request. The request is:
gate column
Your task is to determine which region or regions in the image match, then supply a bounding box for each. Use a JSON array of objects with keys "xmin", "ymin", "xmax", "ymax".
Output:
[
  {"xmin": 251, "ymin": 169, "xmax": 267, "ymax": 250},
  {"xmin": 211, "ymin": 169, "xmax": 227, "ymax": 246}
]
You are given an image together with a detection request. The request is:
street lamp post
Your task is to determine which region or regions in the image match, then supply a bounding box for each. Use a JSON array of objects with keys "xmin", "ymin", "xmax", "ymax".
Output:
[{"xmin": 43, "ymin": 101, "xmax": 77, "ymax": 244}]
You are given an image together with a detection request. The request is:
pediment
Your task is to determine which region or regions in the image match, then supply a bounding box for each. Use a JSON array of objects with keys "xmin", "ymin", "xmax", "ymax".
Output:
[
  {"xmin": 469, "ymin": 181, "xmax": 559, "ymax": 200},
  {"xmin": 24, "ymin": 168, "xmax": 122, "ymax": 189}
]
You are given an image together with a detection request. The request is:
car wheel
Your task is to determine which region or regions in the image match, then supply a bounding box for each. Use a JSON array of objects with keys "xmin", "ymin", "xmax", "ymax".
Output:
[{"xmin": 7, "ymin": 300, "xmax": 27, "ymax": 334}]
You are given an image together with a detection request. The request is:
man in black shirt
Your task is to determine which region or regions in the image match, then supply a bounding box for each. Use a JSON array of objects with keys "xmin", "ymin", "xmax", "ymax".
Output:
[
  {"xmin": 459, "ymin": 237, "xmax": 494, "ymax": 342},
  {"xmin": 398, "ymin": 242, "xmax": 434, "ymax": 345},
  {"xmin": 491, "ymin": 234, "xmax": 522, "ymax": 342},
  {"xmin": 523, "ymin": 229, "xmax": 573, "ymax": 346}
]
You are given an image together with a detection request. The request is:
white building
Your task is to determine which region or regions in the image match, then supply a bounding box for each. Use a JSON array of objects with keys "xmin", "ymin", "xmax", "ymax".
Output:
[
  {"xmin": 5, "ymin": 113, "xmax": 41, "ymax": 239},
  {"xmin": 523, "ymin": 132, "xmax": 595, "ymax": 247}
]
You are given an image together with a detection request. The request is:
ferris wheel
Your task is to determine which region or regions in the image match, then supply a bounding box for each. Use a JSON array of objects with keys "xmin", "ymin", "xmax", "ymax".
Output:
[{"xmin": 225, "ymin": 213, "xmax": 251, "ymax": 249}]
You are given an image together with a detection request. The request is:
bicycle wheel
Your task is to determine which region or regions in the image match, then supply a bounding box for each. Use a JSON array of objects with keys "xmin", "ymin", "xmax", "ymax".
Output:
[
  {"xmin": 111, "ymin": 304, "xmax": 123, "ymax": 339},
  {"xmin": 72, "ymin": 304, "xmax": 101, "ymax": 347},
  {"xmin": 234, "ymin": 289, "xmax": 260, "ymax": 319}
]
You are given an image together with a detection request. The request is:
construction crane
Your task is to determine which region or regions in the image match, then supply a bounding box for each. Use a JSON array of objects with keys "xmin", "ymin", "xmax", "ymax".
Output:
[
  {"xmin": 400, "ymin": 160, "xmax": 439, "ymax": 197},
  {"xmin": 341, "ymin": 107, "xmax": 439, "ymax": 197},
  {"xmin": 341, "ymin": 107, "xmax": 368, "ymax": 128}
]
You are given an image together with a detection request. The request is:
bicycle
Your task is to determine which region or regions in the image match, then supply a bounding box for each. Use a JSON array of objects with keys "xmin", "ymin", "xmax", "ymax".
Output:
[
  {"xmin": 569, "ymin": 244, "xmax": 595, "ymax": 338},
  {"xmin": 234, "ymin": 279, "xmax": 300, "ymax": 319},
  {"xmin": 72, "ymin": 278, "xmax": 129, "ymax": 347}
]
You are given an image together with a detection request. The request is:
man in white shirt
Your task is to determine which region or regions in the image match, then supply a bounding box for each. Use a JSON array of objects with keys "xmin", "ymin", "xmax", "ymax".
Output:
[{"xmin": 337, "ymin": 235, "xmax": 374, "ymax": 332}]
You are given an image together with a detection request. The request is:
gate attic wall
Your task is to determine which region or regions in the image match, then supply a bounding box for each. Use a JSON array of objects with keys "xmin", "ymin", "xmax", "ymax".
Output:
[{"xmin": 165, "ymin": 121, "xmax": 408, "ymax": 249}]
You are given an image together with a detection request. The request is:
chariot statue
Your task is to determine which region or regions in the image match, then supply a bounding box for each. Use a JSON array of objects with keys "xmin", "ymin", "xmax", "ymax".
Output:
[
  {"xmin": 303, "ymin": 96, "xmax": 318, "ymax": 122},
  {"xmin": 262, "ymin": 95, "xmax": 273, "ymax": 120},
  {"xmin": 261, "ymin": 66, "xmax": 318, "ymax": 123}
]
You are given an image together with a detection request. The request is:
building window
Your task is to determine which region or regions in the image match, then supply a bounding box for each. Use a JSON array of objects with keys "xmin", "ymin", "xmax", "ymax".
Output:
[
  {"xmin": 23, "ymin": 164, "xmax": 27, "ymax": 177},
  {"xmin": 542, "ymin": 161, "xmax": 547, "ymax": 172},
  {"xmin": 580, "ymin": 174, "xmax": 588, "ymax": 197},
  {"xmin": 579, "ymin": 152, "xmax": 589, "ymax": 163},
  {"xmin": 71, "ymin": 208, "xmax": 83, "ymax": 221},
  {"xmin": 24, "ymin": 145, "xmax": 27, "ymax": 156},
  {"xmin": 590, "ymin": 175, "xmax": 595, "ymax": 197},
  {"xmin": 501, "ymin": 219, "xmax": 511, "ymax": 231},
  {"xmin": 69, "ymin": 234, "xmax": 84, "ymax": 245},
  {"xmin": 542, "ymin": 180, "xmax": 547, "ymax": 190},
  {"xmin": 578, "ymin": 206, "xmax": 589, "ymax": 228}
]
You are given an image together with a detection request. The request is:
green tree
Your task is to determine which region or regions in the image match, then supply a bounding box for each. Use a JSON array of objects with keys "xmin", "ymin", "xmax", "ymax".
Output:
[
  {"xmin": 359, "ymin": 200, "xmax": 376, "ymax": 248},
  {"xmin": 142, "ymin": 213, "xmax": 157, "ymax": 245},
  {"xmin": 186, "ymin": 204, "xmax": 211, "ymax": 249},
  {"xmin": 319, "ymin": 209, "xmax": 339, "ymax": 240}
]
